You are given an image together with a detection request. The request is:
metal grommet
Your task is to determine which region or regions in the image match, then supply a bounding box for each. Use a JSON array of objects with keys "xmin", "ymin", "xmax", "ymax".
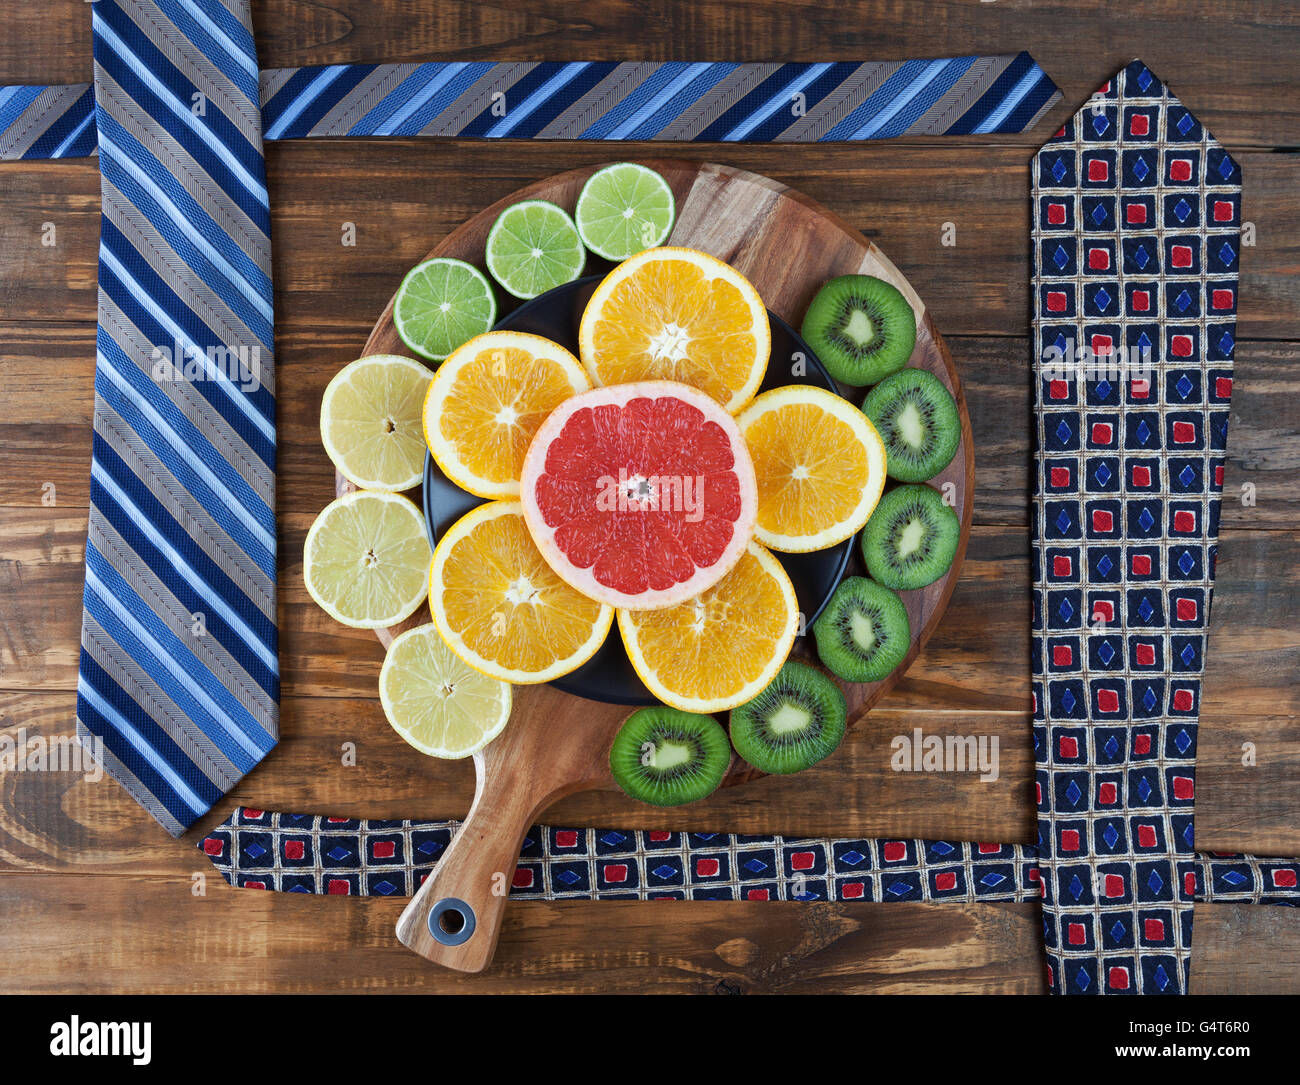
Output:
[{"xmin": 428, "ymin": 897, "xmax": 476, "ymax": 946}]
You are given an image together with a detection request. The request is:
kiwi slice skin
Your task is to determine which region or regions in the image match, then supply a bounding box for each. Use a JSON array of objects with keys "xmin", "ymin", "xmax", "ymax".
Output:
[
  {"xmin": 813, "ymin": 576, "xmax": 911, "ymax": 683},
  {"xmin": 801, "ymin": 275, "xmax": 916, "ymax": 386},
  {"xmin": 863, "ymin": 368, "xmax": 961, "ymax": 483},
  {"xmin": 729, "ymin": 661, "xmax": 847, "ymax": 774},
  {"xmin": 862, "ymin": 484, "xmax": 960, "ymax": 591},
  {"xmin": 609, "ymin": 707, "xmax": 731, "ymax": 807}
]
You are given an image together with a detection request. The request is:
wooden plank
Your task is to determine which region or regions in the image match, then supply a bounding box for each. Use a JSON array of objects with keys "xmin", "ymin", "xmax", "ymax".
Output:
[
  {"xmin": 2, "ymin": 690, "xmax": 1296, "ymax": 876},
  {"xmin": 2, "ymin": 325, "xmax": 1297, "ymax": 531},
  {"xmin": 1, "ymin": 144, "xmax": 1295, "ymax": 338},
  {"xmin": 0, "ymin": 693, "xmax": 1037, "ymax": 873},
  {"xmin": 2, "ymin": 0, "xmax": 1298, "ymax": 147},
  {"xmin": 4, "ymin": 513, "xmax": 1298, "ymax": 717},
  {"xmin": 0, "ymin": 873, "xmax": 1293, "ymax": 993},
  {"xmin": 3, "ymin": 507, "xmax": 1297, "ymax": 726}
]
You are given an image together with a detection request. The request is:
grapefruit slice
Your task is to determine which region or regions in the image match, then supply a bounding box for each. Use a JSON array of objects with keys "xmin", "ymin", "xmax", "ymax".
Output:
[
  {"xmin": 520, "ymin": 381, "xmax": 758, "ymax": 611},
  {"xmin": 617, "ymin": 540, "xmax": 799, "ymax": 713}
]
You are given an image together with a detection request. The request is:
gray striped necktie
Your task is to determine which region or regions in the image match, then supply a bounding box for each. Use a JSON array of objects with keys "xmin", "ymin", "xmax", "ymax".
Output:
[
  {"xmin": 76, "ymin": 0, "xmax": 278, "ymax": 837},
  {"xmin": 1, "ymin": 54, "xmax": 1062, "ymax": 159},
  {"xmin": 3, "ymin": 16, "xmax": 1061, "ymax": 839}
]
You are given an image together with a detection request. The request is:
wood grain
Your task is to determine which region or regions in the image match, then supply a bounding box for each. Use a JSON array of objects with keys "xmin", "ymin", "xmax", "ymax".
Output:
[
  {"xmin": 4, "ymin": 323, "xmax": 1298, "ymax": 529},
  {"xmin": 3, "ymin": 0, "xmax": 1298, "ymax": 148},
  {"xmin": 0, "ymin": 872, "xmax": 1296, "ymax": 993},
  {"xmin": 3, "ymin": 144, "xmax": 1297, "ymax": 339},
  {"xmin": 0, "ymin": 0, "xmax": 1296, "ymax": 993}
]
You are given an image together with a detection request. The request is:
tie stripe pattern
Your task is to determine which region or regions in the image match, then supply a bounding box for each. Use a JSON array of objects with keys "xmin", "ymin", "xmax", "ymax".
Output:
[
  {"xmin": 78, "ymin": 0, "xmax": 278, "ymax": 837},
  {"xmin": 1032, "ymin": 61, "xmax": 1241, "ymax": 994},
  {"xmin": 0, "ymin": 53, "xmax": 1060, "ymax": 159},
  {"xmin": 199, "ymin": 809, "xmax": 1300, "ymax": 908}
]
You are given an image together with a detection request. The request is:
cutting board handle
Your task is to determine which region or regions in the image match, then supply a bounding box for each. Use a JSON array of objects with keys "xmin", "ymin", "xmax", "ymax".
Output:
[
  {"xmin": 396, "ymin": 700, "xmax": 612, "ymax": 972},
  {"xmin": 393, "ymin": 756, "xmax": 535, "ymax": 972}
]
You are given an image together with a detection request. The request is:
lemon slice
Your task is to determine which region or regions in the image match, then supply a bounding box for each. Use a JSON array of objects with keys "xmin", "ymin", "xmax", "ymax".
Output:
[
  {"xmin": 618, "ymin": 541, "xmax": 798, "ymax": 713},
  {"xmin": 737, "ymin": 384, "xmax": 887, "ymax": 553},
  {"xmin": 320, "ymin": 355, "xmax": 433, "ymax": 491},
  {"xmin": 423, "ymin": 331, "xmax": 591, "ymax": 499},
  {"xmin": 578, "ymin": 246, "xmax": 771, "ymax": 414},
  {"xmin": 379, "ymin": 623, "xmax": 512, "ymax": 758},
  {"xmin": 429, "ymin": 500, "xmax": 613, "ymax": 683},
  {"xmin": 303, "ymin": 491, "xmax": 432, "ymax": 628}
]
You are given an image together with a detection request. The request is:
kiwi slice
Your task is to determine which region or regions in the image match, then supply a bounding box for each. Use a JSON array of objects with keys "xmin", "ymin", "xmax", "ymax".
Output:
[
  {"xmin": 801, "ymin": 274, "xmax": 916, "ymax": 386},
  {"xmin": 609, "ymin": 707, "xmax": 731, "ymax": 806},
  {"xmin": 862, "ymin": 484, "xmax": 960, "ymax": 590},
  {"xmin": 863, "ymin": 368, "xmax": 961, "ymax": 482},
  {"xmin": 813, "ymin": 576, "xmax": 911, "ymax": 683},
  {"xmin": 729, "ymin": 661, "xmax": 847, "ymax": 774}
]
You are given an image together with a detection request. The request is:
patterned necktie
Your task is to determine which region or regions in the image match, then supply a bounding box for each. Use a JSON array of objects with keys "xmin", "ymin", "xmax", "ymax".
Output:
[
  {"xmin": 0, "ymin": 54, "xmax": 1061, "ymax": 158},
  {"xmin": 198, "ymin": 808, "xmax": 1300, "ymax": 909},
  {"xmin": 76, "ymin": 0, "xmax": 278, "ymax": 837},
  {"xmin": 1031, "ymin": 61, "xmax": 1241, "ymax": 994}
]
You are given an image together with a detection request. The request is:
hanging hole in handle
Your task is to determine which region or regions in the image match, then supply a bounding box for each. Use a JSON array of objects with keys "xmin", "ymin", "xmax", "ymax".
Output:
[{"xmin": 429, "ymin": 897, "xmax": 477, "ymax": 946}]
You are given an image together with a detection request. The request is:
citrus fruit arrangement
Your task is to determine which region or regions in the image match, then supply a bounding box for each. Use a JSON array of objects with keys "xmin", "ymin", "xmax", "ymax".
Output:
[{"xmin": 304, "ymin": 162, "xmax": 964, "ymax": 808}]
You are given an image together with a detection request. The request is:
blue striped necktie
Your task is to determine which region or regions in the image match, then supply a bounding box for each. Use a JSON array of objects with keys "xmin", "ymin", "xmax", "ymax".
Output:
[
  {"xmin": 77, "ymin": 0, "xmax": 278, "ymax": 837},
  {"xmin": 7, "ymin": 17, "xmax": 1061, "ymax": 839},
  {"xmin": 1, "ymin": 54, "xmax": 1061, "ymax": 159}
]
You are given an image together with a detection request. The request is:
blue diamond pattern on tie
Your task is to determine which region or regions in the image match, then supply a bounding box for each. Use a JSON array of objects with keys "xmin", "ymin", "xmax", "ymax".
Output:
[
  {"xmin": 1032, "ymin": 60, "xmax": 1241, "ymax": 994},
  {"xmin": 199, "ymin": 809, "xmax": 1300, "ymax": 910},
  {"xmin": 0, "ymin": 54, "xmax": 1062, "ymax": 159},
  {"xmin": 76, "ymin": 0, "xmax": 278, "ymax": 837}
]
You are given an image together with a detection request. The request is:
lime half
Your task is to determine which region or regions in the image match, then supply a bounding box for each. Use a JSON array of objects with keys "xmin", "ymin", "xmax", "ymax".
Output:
[
  {"xmin": 394, "ymin": 258, "xmax": 497, "ymax": 362},
  {"xmin": 485, "ymin": 200, "xmax": 586, "ymax": 299},
  {"xmin": 320, "ymin": 355, "xmax": 432, "ymax": 491},
  {"xmin": 380, "ymin": 623, "xmax": 512, "ymax": 758},
  {"xmin": 575, "ymin": 163, "xmax": 675, "ymax": 261},
  {"xmin": 303, "ymin": 491, "xmax": 432, "ymax": 628}
]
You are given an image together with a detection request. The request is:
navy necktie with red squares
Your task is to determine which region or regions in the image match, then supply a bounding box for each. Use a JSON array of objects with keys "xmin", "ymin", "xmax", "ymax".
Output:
[{"xmin": 1031, "ymin": 60, "xmax": 1241, "ymax": 994}]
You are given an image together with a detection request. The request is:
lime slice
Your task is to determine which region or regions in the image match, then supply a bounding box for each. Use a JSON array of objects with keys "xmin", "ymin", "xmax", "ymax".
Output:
[
  {"xmin": 484, "ymin": 200, "xmax": 586, "ymax": 300},
  {"xmin": 320, "ymin": 355, "xmax": 432, "ymax": 491},
  {"xmin": 575, "ymin": 163, "xmax": 675, "ymax": 261},
  {"xmin": 380, "ymin": 623, "xmax": 512, "ymax": 758},
  {"xmin": 394, "ymin": 258, "xmax": 497, "ymax": 362},
  {"xmin": 303, "ymin": 491, "xmax": 432, "ymax": 628}
]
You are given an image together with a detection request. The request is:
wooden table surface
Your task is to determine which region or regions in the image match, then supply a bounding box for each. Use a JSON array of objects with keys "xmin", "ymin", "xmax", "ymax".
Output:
[{"xmin": 1, "ymin": 0, "xmax": 1297, "ymax": 994}]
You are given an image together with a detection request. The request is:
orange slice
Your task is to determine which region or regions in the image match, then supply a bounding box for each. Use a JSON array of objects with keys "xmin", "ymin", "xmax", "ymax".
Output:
[
  {"xmin": 429, "ymin": 500, "xmax": 613, "ymax": 683},
  {"xmin": 578, "ymin": 247, "xmax": 770, "ymax": 414},
  {"xmin": 423, "ymin": 331, "xmax": 590, "ymax": 498},
  {"xmin": 737, "ymin": 384, "xmax": 887, "ymax": 553},
  {"xmin": 617, "ymin": 541, "xmax": 798, "ymax": 712}
]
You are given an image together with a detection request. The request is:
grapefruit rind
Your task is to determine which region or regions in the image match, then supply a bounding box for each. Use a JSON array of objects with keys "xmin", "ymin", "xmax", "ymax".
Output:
[
  {"xmin": 519, "ymin": 381, "xmax": 758, "ymax": 612},
  {"xmin": 428, "ymin": 500, "xmax": 614, "ymax": 684},
  {"xmin": 617, "ymin": 541, "xmax": 800, "ymax": 713},
  {"xmin": 737, "ymin": 384, "xmax": 888, "ymax": 554},
  {"xmin": 423, "ymin": 330, "xmax": 591, "ymax": 499},
  {"xmin": 577, "ymin": 246, "xmax": 771, "ymax": 415}
]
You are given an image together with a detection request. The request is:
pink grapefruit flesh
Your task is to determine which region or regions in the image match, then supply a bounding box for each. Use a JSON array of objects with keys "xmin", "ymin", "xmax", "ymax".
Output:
[{"xmin": 520, "ymin": 381, "xmax": 758, "ymax": 610}]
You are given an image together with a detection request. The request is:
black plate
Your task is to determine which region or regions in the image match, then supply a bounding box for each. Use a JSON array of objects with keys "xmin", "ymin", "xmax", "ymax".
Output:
[{"xmin": 423, "ymin": 275, "xmax": 852, "ymax": 705}]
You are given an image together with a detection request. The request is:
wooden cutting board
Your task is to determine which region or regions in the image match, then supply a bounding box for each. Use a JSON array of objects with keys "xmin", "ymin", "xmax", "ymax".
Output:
[{"xmin": 336, "ymin": 160, "xmax": 974, "ymax": 971}]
